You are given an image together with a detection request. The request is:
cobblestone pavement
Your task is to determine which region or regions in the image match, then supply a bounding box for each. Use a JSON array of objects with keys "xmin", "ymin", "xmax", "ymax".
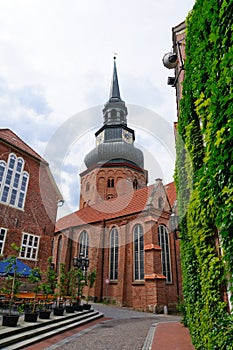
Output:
[{"xmin": 44, "ymin": 304, "xmax": 181, "ymax": 350}]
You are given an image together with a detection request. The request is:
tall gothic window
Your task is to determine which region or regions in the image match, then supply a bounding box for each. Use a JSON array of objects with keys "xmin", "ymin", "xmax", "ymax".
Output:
[
  {"xmin": 158, "ymin": 225, "xmax": 172, "ymax": 283},
  {"xmin": 0, "ymin": 153, "xmax": 29, "ymax": 209},
  {"xmin": 56, "ymin": 236, "xmax": 62, "ymax": 274},
  {"xmin": 133, "ymin": 224, "xmax": 144, "ymax": 280},
  {"xmin": 79, "ymin": 230, "xmax": 89, "ymax": 257},
  {"xmin": 109, "ymin": 227, "xmax": 118, "ymax": 280}
]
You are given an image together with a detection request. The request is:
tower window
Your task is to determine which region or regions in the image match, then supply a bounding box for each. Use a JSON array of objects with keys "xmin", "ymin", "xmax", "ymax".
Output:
[
  {"xmin": 133, "ymin": 179, "xmax": 138, "ymax": 189},
  {"xmin": 86, "ymin": 182, "xmax": 90, "ymax": 191},
  {"xmin": 107, "ymin": 178, "xmax": 114, "ymax": 188}
]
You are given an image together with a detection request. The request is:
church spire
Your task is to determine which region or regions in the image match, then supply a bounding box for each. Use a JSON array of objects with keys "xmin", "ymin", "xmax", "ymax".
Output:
[{"xmin": 109, "ymin": 56, "xmax": 121, "ymax": 102}]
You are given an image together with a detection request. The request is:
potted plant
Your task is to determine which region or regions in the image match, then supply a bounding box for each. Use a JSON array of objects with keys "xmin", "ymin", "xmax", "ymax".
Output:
[
  {"xmin": 54, "ymin": 262, "xmax": 66, "ymax": 316},
  {"xmin": 39, "ymin": 257, "xmax": 57, "ymax": 319},
  {"xmin": 1, "ymin": 243, "xmax": 22, "ymax": 327},
  {"xmin": 65, "ymin": 267, "xmax": 78, "ymax": 313},
  {"xmin": 83, "ymin": 269, "xmax": 96, "ymax": 310},
  {"xmin": 24, "ymin": 266, "xmax": 42, "ymax": 322},
  {"xmin": 74, "ymin": 268, "xmax": 86, "ymax": 311}
]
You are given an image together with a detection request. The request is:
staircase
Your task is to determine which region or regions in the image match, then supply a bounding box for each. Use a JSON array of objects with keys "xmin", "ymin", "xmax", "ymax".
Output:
[{"xmin": 0, "ymin": 309, "xmax": 104, "ymax": 349}]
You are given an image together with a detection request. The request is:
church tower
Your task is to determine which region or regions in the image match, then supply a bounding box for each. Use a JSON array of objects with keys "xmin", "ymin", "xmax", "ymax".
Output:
[{"xmin": 80, "ymin": 57, "xmax": 148, "ymax": 208}]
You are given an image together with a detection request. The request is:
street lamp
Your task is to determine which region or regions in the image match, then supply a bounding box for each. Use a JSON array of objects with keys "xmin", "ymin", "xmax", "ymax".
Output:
[{"xmin": 169, "ymin": 211, "xmax": 181, "ymax": 299}]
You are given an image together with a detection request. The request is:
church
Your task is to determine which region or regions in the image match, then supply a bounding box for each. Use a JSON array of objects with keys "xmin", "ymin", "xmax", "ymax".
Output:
[{"xmin": 54, "ymin": 58, "xmax": 181, "ymax": 312}]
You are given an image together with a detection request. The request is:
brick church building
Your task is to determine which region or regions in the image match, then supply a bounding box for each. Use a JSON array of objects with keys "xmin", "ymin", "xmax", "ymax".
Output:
[
  {"xmin": 54, "ymin": 58, "xmax": 182, "ymax": 312},
  {"xmin": 0, "ymin": 129, "xmax": 62, "ymax": 273}
]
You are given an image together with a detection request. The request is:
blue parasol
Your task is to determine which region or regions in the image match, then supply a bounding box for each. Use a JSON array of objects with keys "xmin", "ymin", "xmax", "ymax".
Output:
[{"xmin": 0, "ymin": 259, "xmax": 33, "ymax": 277}]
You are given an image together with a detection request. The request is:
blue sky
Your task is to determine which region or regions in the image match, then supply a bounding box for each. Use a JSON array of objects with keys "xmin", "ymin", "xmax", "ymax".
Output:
[{"xmin": 0, "ymin": 0, "xmax": 195, "ymax": 218}]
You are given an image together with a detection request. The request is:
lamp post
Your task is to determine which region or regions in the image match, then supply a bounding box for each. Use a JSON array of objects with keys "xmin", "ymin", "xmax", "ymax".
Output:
[
  {"xmin": 73, "ymin": 253, "xmax": 89, "ymax": 300},
  {"xmin": 169, "ymin": 212, "xmax": 180, "ymax": 299}
]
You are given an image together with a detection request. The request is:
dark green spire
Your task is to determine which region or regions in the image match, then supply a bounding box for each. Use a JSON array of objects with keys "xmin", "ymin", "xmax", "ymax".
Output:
[{"xmin": 109, "ymin": 56, "xmax": 121, "ymax": 101}]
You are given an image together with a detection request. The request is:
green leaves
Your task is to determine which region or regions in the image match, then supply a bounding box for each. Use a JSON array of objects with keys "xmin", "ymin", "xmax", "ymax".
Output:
[{"xmin": 175, "ymin": 0, "xmax": 233, "ymax": 348}]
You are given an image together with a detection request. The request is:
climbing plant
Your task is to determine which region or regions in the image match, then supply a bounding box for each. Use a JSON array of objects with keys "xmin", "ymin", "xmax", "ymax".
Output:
[{"xmin": 175, "ymin": 0, "xmax": 233, "ymax": 348}]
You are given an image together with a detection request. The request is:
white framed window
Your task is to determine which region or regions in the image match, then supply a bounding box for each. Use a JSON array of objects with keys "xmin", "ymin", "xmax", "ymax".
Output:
[
  {"xmin": 0, "ymin": 228, "xmax": 7, "ymax": 255},
  {"xmin": 109, "ymin": 227, "xmax": 118, "ymax": 280},
  {"xmin": 0, "ymin": 153, "xmax": 29, "ymax": 210},
  {"xmin": 158, "ymin": 225, "xmax": 172, "ymax": 283},
  {"xmin": 133, "ymin": 224, "xmax": 144, "ymax": 281},
  {"xmin": 20, "ymin": 233, "xmax": 40, "ymax": 260}
]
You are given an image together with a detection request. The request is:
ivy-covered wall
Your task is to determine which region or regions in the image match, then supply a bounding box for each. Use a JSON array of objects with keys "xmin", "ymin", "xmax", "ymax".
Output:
[{"xmin": 175, "ymin": 0, "xmax": 233, "ymax": 349}]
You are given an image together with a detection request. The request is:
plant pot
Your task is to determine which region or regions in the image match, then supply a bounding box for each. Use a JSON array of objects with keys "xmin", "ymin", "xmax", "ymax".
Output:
[
  {"xmin": 83, "ymin": 304, "xmax": 92, "ymax": 310},
  {"xmin": 65, "ymin": 305, "xmax": 75, "ymax": 313},
  {"xmin": 2, "ymin": 315, "xmax": 20, "ymax": 327},
  {"xmin": 39, "ymin": 310, "xmax": 51, "ymax": 319},
  {"xmin": 24, "ymin": 312, "xmax": 38, "ymax": 323},
  {"xmin": 75, "ymin": 304, "xmax": 84, "ymax": 311},
  {"xmin": 53, "ymin": 307, "xmax": 65, "ymax": 316}
]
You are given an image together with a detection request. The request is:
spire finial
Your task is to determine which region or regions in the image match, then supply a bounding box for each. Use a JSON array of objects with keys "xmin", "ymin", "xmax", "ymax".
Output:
[{"xmin": 109, "ymin": 54, "xmax": 121, "ymax": 101}]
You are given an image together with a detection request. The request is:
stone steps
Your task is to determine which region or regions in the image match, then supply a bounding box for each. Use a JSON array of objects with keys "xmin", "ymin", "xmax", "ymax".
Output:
[{"xmin": 0, "ymin": 309, "xmax": 104, "ymax": 349}]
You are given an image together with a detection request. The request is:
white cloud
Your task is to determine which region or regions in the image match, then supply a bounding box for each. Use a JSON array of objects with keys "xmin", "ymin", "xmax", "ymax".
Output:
[{"xmin": 0, "ymin": 0, "xmax": 195, "ymax": 218}]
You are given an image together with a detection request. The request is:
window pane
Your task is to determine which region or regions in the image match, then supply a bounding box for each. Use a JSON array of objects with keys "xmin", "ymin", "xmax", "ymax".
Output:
[
  {"xmin": 10, "ymin": 189, "xmax": 17, "ymax": 205},
  {"xmin": 1, "ymin": 186, "xmax": 9, "ymax": 202}
]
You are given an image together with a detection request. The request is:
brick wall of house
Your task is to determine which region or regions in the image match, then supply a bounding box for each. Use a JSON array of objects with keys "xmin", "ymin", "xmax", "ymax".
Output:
[{"xmin": 0, "ymin": 139, "xmax": 60, "ymax": 274}]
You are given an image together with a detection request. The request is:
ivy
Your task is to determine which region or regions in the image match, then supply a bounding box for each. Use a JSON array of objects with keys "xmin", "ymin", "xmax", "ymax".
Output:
[{"xmin": 175, "ymin": 0, "xmax": 233, "ymax": 348}]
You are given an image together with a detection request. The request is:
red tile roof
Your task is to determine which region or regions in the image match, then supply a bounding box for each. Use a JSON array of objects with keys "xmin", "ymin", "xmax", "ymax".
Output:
[
  {"xmin": 0, "ymin": 128, "xmax": 45, "ymax": 163},
  {"xmin": 56, "ymin": 185, "xmax": 153, "ymax": 232},
  {"xmin": 56, "ymin": 181, "xmax": 176, "ymax": 232},
  {"xmin": 165, "ymin": 181, "xmax": 176, "ymax": 208}
]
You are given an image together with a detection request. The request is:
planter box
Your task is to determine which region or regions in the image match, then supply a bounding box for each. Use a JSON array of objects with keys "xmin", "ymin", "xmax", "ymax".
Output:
[
  {"xmin": 75, "ymin": 304, "xmax": 84, "ymax": 312},
  {"xmin": 2, "ymin": 315, "xmax": 20, "ymax": 327},
  {"xmin": 39, "ymin": 310, "xmax": 51, "ymax": 319},
  {"xmin": 83, "ymin": 304, "xmax": 92, "ymax": 310},
  {"xmin": 53, "ymin": 307, "xmax": 65, "ymax": 316},
  {"xmin": 24, "ymin": 312, "xmax": 38, "ymax": 323},
  {"xmin": 65, "ymin": 305, "xmax": 75, "ymax": 313}
]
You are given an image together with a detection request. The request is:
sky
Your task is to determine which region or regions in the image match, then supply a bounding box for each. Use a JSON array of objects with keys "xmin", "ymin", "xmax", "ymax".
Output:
[{"xmin": 0, "ymin": 0, "xmax": 195, "ymax": 219}]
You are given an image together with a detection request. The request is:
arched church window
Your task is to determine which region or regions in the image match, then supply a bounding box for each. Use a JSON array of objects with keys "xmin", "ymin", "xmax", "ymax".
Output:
[
  {"xmin": 158, "ymin": 225, "xmax": 172, "ymax": 283},
  {"xmin": 86, "ymin": 182, "xmax": 90, "ymax": 191},
  {"xmin": 79, "ymin": 230, "xmax": 89, "ymax": 258},
  {"xmin": 133, "ymin": 179, "xmax": 138, "ymax": 189},
  {"xmin": 109, "ymin": 227, "xmax": 118, "ymax": 280},
  {"xmin": 107, "ymin": 178, "xmax": 114, "ymax": 188},
  {"xmin": 57, "ymin": 235, "xmax": 62, "ymax": 274},
  {"xmin": 133, "ymin": 224, "xmax": 144, "ymax": 280},
  {"xmin": 158, "ymin": 197, "xmax": 164, "ymax": 209}
]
